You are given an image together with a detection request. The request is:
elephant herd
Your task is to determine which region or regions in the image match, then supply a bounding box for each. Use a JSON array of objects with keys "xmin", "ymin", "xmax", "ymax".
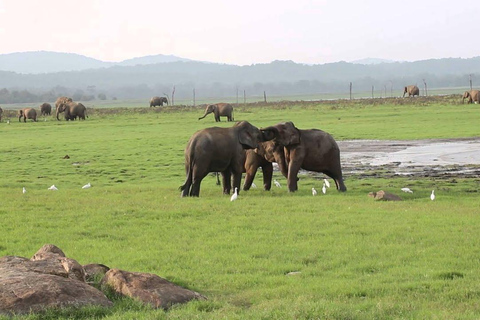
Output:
[
  {"xmin": 0, "ymin": 96, "xmax": 88, "ymax": 123},
  {"xmin": 180, "ymin": 120, "xmax": 347, "ymax": 197}
]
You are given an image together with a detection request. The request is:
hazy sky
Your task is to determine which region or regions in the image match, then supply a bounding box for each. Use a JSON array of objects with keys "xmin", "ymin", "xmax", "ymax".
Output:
[{"xmin": 0, "ymin": 0, "xmax": 478, "ymax": 65}]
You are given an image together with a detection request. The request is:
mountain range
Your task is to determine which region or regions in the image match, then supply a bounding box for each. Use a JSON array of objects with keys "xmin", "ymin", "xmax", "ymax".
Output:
[
  {"xmin": 0, "ymin": 51, "xmax": 478, "ymax": 101},
  {"xmin": 0, "ymin": 51, "xmax": 192, "ymax": 74}
]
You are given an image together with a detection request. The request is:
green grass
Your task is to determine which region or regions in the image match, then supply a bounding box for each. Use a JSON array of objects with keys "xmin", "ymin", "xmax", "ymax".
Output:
[{"xmin": 1, "ymin": 97, "xmax": 480, "ymax": 319}]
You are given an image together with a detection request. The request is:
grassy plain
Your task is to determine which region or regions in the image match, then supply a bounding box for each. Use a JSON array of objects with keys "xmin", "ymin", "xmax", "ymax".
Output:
[{"xmin": 1, "ymin": 96, "xmax": 480, "ymax": 319}]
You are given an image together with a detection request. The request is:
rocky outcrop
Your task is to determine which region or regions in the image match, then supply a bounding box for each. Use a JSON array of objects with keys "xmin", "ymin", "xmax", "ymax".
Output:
[
  {"xmin": 0, "ymin": 244, "xmax": 206, "ymax": 315},
  {"xmin": 0, "ymin": 255, "xmax": 112, "ymax": 315},
  {"xmin": 101, "ymin": 269, "xmax": 207, "ymax": 310}
]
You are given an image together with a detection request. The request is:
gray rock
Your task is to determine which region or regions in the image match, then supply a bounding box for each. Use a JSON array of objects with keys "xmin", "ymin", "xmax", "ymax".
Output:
[{"xmin": 101, "ymin": 269, "xmax": 206, "ymax": 309}]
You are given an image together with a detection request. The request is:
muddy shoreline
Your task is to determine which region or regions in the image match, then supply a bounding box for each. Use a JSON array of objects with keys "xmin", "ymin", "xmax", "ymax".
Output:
[{"xmin": 337, "ymin": 138, "xmax": 480, "ymax": 179}]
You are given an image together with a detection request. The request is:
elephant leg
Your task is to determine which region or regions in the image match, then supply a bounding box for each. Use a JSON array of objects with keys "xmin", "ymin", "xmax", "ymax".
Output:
[
  {"xmin": 243, "ymin": 163, "xmax": 259, "ymax": 191},
  {"xmin": 232, "ymin": 172, "xmax": 242, "ymax": 195},
  {"xmin": 261, "ymin": 163, "xmax": 273, "ymax": 191},
  {"xmin": 287, "ymin": 162, "xmax": 301, "ymax": 192},
  {"xmin": 190, "ymin": 168, "xmax": 208, "ymax": 197},
  {"xmin": 221, "ymin": 170, "xmax": 232, "ymax": 194},
  {"xmin": 324, "ymin": 168, "xmax": 347, "ymax": 192}
]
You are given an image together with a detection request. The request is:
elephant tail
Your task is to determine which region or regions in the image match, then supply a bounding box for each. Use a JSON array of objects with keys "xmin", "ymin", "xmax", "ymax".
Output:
[{"xmin": 179, "ymin": 159, "xmax": 194, "ymax": 195}]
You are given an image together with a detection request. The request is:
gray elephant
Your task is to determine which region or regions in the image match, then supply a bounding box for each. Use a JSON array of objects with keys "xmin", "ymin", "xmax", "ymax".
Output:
[
  {"xmin": 198, "ymin": 103, "xmax": 234, "ymax": 122},
  {"xmin": 403, "ymin": 85, "xmax": 419, "ymax": 97},
  {"xmin": 0, "ymin": 106, "xmax": 3, "ymax": 122},
  {"xmin": 180, "ymin": 121, "xmax": 273, "ymax": 197},
  {"xmin": 150, "ymin": 96, "xmax": 168, "ymax": 107},
  {"xmin": 40, "ymin": 103, "xmax": 52, "ymax": 116},
  {"xmin": 259, "ymin": 121, "xmax": 346, "ymax": 192},
  {"xmin": 18, "ymin": 108, "xmax": 37, "ymax": 122},
  {"xmin": 57, "ymin": 101, "xmax": 88, "ymax": 121},
  {"xmin": 55, "ymin": 96, "xmax": 73, "ymax": 120},
  {"xmin": 462, "ymin": 90, "xmax": 480, "ymax": 104}
]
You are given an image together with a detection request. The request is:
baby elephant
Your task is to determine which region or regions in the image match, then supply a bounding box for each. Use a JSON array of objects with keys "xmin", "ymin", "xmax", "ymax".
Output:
[{"xmin": 18, "ymin": 108, "xmax": 37, "ymax": 122}]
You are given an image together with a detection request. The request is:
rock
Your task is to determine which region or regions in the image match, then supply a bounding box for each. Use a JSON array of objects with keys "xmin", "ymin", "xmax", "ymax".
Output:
[
  {"xmin": 0, "ymin": 256, "xmax": 112, "ymax": 315},
  {"xmin": 31, "ymin": 246, "xmax": 85, "ymax": 282},
  {"xmin": 31, "ymin": 244, "xmax": 66, "ymax": 259},
  {"xmin": 83, "ymin": 263, "xmax": 110, "ymax": 283},
  {"xmin": 368, "ymin": 190, "xmax": 402, "ymax": 201},
  {"xmin": 101, "ymin": 269, "xmax": 207, "ymax": 309}
]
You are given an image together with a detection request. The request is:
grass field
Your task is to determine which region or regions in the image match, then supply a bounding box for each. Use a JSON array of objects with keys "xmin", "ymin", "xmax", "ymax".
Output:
[{"xmin": 1, "ymin": 96, "xmax": 480, "ymax": 319}]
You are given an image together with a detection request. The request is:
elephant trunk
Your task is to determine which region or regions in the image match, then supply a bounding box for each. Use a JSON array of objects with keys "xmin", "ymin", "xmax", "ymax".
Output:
[{"xmin": 198, "ymin": 111, "xmax": 211, "ymax": 120}]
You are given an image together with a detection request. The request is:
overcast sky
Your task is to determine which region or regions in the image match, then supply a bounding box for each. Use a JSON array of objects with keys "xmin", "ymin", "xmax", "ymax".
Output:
[{"xmin": 0, "ymin": 0, "xmax": 478, "ymax": 65}]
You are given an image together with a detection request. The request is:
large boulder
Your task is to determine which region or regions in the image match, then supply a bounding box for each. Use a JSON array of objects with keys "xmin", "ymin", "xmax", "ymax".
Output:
[
  {"xmin": 83, "ymin": 263, "xmax": 110, "ymax": 283},
  {"xmin": 0, "ymin": 256, "xmax": 112, "ymax": 315},
  {"xmin": 101, "ymin": 269, "xmax": 207, "ymax": 309},
  {"xmin": 30, "ymin": 245, "xmax": 85, "ymax": 282}
]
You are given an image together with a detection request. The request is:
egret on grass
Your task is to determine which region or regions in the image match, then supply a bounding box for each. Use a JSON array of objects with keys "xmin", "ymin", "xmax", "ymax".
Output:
[
  {"xmin": 323, "ymin": 179, "xmax": 330, "ymax": 188},
  {"xmin": 22, "ymin": 187, "xmax": 26, "ymax": 194},
  {"xmin": 312, "ymin": 187, "xmax": 317, "ymax": 196},
  {"xmin": 401, "ymin": 187, "xmax": 413, "ymax": 193},
  {"xmin": 322, "ymin": 183, "xmax": 327, "ymax": 194},
  {"xmin": 82, "ymin": 182, "xmax": 91, "ymax": 189},
  {"xmin": 230, "ymin": 187, "xmax": 238, "ymax": 201},
  {"xmin": 48, "ymin": 185, "xmax": 58, "ymax": 191},
  {"xmin": 430, "ymin": 190, "xmax": 435, "ymax": 201},
  {"xmin": 251, "ymin": 182, "xmax": 257, "ymax": 188},
  {"xmin": 274, "ymin": 179, "xmax": 281, "ymax": 188}
]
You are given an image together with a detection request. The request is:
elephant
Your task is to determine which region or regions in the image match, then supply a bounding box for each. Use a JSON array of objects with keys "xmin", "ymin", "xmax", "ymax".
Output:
[
  {"xmin": 198, "ymin": 103, "xmax": 234, "ymax": 122},
  {"xmin": 462, "ymin": 90, "xmax": 480, "ymax": 104},
  {"xmin": 259, "ymin": 121, "xmax": 346, "ymax": 192},
  {"xmin": 150, "ymin": 96, "xmax": 168, "ymax": 107},
  {"xmin": 58, "ymin": 102, "xmax": 88, "ymax": 121},
  {"xmin": 40, "ymin": 103, "xmax": 52, "ymax": 116},
  {"xmin": 18, "ymin": 108, "xmax": 37, "ymax": 122},
  {"xmin": 55, "ymin": 96, "xmax": 73, "ymax": 120},
  {"xmin": 403, "ymin": 85, "xmax": 419, "ymax": 97},
  {"xmin": 243, "ymin": 141, "xmax": 285, "ymax": 191},
  {"xmin": 180, "ymin": 121, "xmax": 273, "ymax": 197},
  {"xmin": 0, "ymin": 106, "xmax": 3, "ymax": 122}
]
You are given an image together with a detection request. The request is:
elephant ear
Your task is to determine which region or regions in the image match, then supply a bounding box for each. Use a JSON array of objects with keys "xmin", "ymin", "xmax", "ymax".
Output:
[
  {"xmin": 236, "ymin": 121, "xmax": 259, "ymax": 149},
  {"xmin": 282, "ymin": 121, "xmax": 301, "ymax": 145}
]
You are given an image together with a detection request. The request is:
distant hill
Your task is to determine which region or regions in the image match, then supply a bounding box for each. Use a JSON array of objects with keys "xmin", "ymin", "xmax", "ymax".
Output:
[
  {"xmin": 0, "ymin": 51, "xmax": 192, "ymax": 74},
  {"xmin": 351, "ymin": 58, "xmax": 397, "ymax": 65},
  {"xmin": 0, "ymin": 53, "xmax": 479, "ymax": 102}
]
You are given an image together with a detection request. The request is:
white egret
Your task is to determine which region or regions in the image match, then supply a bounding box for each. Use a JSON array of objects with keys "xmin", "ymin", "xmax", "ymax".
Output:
[
  {"xmin": 251, "ymin": 182, "xmax": 257, "ymax": 188},
  {"xmin": 6, "ymin": 120, "xmax": 10, "ymax": 124},
  {"xmin": 430, "ymin": 190, "xmax": 435, "ymax": 201},
  {"xmin": 274, "ymin": 179, "xmax": 281, "ymax": 188},
  {"xmin": 322, "ymin": 183, "xmax": 327, "ymax": 194},
  {"xmin": 230, "ymin": 187, "xmax": 238, "ymax": 201},
  {"xmin": 82, "ymin": 182, "xmax": 91, "ymax": 189},
  {"xmin": 22, "ymin": 187, "xmax": 26, "ymax": 194},
  {"xmin": 312, "ymin": 187, "xmax": 317, "ymax": 196},
  {"xmin": 401, "ymin": 187, "xmax": 413, "ymax": 193},
  {"xmin": 48, "ymin": 185, "xmax": 58, "ymax": 191},
  {"xmin": 323, "ymin": 179, "xmax": 330, "ymax": 188}
]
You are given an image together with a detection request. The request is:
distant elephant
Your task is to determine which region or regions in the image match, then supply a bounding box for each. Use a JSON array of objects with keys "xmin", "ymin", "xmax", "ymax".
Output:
[
  {"xmin": 59, "ymin": 102, "xmax": 88, "ymax": 121},
  {"xmin": 40, "ymin": 103, "xmax": 52, "ymax": 116},
  {"xmin": 462, "ymin": 90, "xmax": 480, "ymax": 104},
  {"xmin": 55, "ymin": 96, "xmax": 73, "ymax": 120},
  {"xmin": 180, "ymin": 121, "xmax": 273, "ymax": 197},
  {"xmin": 0, "ymin": 106, "xmax": 3, "ymax": 122},
  {"xmin": 243, "ymin": 141, "xmax": 285, "ymax": 191},
  {"xmin": 198, "ymin": 103, "xmax": 234, "ymax": 122},
  {"xmin": 403, "ymin": 85, "xmax": 420, "ymax": 97},
  {"xmin": 260, "ymin": 121, "xmax": 346, "ymax": 192},
  {"xmin": 18, "ymin": 108, "xmax": 37, "ymax": 122},
  {"xmin": 150, "ymin": 96, "xmax": 168, "ymax": 107}
]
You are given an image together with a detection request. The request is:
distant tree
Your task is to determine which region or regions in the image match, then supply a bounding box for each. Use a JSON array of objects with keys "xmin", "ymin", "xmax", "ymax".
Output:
[{"xmin": 97, "ymin": 93, "xmax": 107, "ymax": 100}]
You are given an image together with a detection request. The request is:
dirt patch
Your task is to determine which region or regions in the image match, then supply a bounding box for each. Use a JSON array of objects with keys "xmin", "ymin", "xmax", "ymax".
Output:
[{"xmin": 338, "ymin": 138, "xmax": 480, "ymax": 179}]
